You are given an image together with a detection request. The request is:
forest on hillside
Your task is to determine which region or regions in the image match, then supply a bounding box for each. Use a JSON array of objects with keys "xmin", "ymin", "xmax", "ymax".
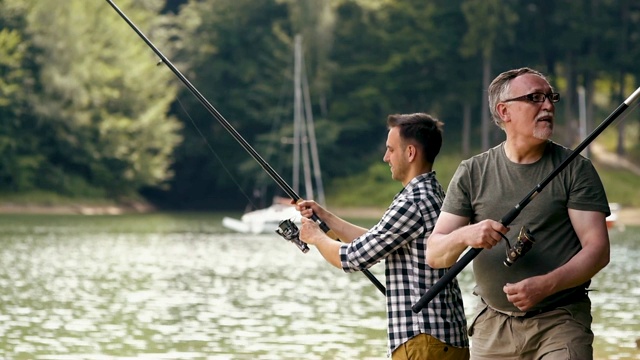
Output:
[{"xmin": 0, "ymin": 0, "xmax": 639, "ymax": 210}]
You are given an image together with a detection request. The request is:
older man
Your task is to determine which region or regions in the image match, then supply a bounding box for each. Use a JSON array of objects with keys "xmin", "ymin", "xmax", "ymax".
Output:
[{"xmin": 426, "ymin": 67, "xmax": 610, "ymax": 360}]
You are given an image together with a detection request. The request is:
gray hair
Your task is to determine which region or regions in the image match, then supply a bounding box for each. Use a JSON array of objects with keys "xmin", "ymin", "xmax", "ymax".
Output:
[{"xmin": 488, "ymin": 67, "xmax": 552, "ymax": 129}]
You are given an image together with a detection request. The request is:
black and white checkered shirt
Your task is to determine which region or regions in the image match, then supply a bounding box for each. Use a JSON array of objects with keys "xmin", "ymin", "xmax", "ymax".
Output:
[{"xmin": 339, "ymin": 172, "xmax": 469, "ymax": 354}]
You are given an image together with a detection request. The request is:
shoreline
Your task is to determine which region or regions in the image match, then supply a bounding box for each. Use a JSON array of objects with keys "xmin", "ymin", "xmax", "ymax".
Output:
[
  {"xmin": 0, "ymin": 202, "xmax": 155, "ymax": 215},
  {"xmin": 0, "ymin": 203, "xmax": 638, "ymax": 226}
]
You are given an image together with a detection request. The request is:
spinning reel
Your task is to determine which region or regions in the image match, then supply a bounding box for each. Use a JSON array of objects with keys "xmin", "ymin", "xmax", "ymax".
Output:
[
  {"xmin": 276, "ymin": 219, "xmax": 309, "ymax": 253},
  {"xmin": 503, "ymin": 226, "xmax": 536, "ymax": 267}
]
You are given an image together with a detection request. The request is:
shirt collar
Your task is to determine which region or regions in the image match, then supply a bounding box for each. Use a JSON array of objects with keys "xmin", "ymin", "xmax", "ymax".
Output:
[{"xmin": 404, "ymin": 171, "xmax": 436, "ymax": 191}]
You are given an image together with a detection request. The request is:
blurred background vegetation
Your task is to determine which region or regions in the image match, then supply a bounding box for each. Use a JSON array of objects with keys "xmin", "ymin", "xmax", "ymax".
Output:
[{"xmin": 0, "ymin": 0, "xmax": 639, "ymax": 211}]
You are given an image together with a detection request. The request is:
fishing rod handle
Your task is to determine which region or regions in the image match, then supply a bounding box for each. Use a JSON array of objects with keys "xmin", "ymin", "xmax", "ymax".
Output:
[
  {"xmin": 412, "ymin": 205, "xmax": 522, "ymax": 314},
  {"xmin": 310, "ymin": 213, "xmax": 387, "ymax": 295},
  {"xmin": 412, "ymin": 248, "xmax": 481, "ymax": 313}
]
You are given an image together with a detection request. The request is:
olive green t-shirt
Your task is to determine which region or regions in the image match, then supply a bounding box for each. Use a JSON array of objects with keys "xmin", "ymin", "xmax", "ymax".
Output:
[{"xmin": 442, "ymin": 141, "xmax": 610, "ymax": 312}]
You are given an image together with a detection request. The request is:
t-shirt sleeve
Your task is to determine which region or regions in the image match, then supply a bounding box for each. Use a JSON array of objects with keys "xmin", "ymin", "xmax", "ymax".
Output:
[
  {"xmin": 567, "ymin": 158, "xmax": 610, "ymax": 216},
  {"xmin": 441, "ymin": 161, "xmax": 474, "ymax": 218}
]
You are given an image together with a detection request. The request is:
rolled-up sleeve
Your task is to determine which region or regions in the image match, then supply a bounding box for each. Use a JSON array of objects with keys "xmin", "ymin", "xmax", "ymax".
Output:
[{"xmin": 339, "ymin": 200, "xmax": 424, "ymax": 272}]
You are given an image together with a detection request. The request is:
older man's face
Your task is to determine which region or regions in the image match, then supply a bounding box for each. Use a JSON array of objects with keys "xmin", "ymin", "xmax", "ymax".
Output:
[{"xmin": 503, "ymin": 74, "xmax": 555, "ymax": 141}]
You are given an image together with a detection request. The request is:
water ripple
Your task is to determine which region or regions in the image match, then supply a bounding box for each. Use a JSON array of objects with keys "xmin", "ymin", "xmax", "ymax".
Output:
[{"xmin": 0, "ymin": 215, "xmax": 636, "ymax": 359}]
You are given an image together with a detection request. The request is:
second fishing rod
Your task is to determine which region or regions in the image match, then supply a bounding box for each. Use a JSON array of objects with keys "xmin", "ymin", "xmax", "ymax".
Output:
[{"xmin": 105, "ymin": 0, "xmax": 386, "ymax": 295}]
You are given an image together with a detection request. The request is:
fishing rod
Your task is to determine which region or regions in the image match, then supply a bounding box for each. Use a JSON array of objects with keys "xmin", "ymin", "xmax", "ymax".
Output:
[
  {"xmin": 412, "ymin": 86, "xmax": 640, "ymax": 313},
  {"xmin": 105, "ymin": 0, "xmax": 386, "ymax": 295}
]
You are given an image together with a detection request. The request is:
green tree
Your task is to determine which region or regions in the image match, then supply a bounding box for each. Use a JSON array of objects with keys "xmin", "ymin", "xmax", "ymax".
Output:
[
  {"xmin": 0, "ymin": 2, "xmax": 43, "ymax": 190},
  {"xmin": 610, "ymin": 0, "xmax": 640, "ymax": 156},
  {"xmin": 460, "ymin": 0, "xmax": 518, "ymax": 150},
  {"xmin": 165, "ymin": 0, "xmax": 292, "ymax": 209},
  {"xmin": 326, "ymin": 0, "xmax": 483, "ymax": 171},
  {"xmin": 21, "ymin": 0, "xmax": 182, "ymax": 197},
  {"xmin": 323, "ymin": 1, "xmax": 391, "ymax": 176}
]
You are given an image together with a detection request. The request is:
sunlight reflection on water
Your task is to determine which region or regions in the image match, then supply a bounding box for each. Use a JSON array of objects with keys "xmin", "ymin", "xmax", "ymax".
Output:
[{"xmin": 0, "ymin": 214, "xmax": 637, "ymax": 360}]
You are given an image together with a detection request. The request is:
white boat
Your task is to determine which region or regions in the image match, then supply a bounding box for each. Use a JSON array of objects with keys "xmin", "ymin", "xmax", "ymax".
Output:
[
  {"xmin": 606, "ymin": 202, "xmax": 620, "ymax": 230},
  {"xmin": 222, "ymin": 35, "xmax": 324, "ymax": 234},
  {"xmin": 222, "ymin": 201, "xmax": 302, "ymax": 234}
]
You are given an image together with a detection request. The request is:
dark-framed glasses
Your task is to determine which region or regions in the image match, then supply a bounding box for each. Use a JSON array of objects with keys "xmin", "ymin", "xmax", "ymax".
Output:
[{"xmin": 503, "ymin": 92, "xmax": 560, "ymax": 103}]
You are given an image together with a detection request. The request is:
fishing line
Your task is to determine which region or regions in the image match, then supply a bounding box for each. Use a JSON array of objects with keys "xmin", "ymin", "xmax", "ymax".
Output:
[
  {"xmin": 172, "ymin": 74, "xmax": 293, "ymax": 211},
  {"xmin": 106, "ymin": 0, "xmax": 387, "ymax": 295},
  {"xmin": 173, "ymin": 95, "xmax": 258, "ymax": 210},
  {"xmin": 611, "ymin": 99, "xmax": 640, "ymax": 126}
]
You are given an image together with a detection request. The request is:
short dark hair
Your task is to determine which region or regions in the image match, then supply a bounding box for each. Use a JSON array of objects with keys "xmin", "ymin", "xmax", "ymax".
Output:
[{"xmin": 387, "ymin": 113, "xmax": 444, "ymax": 163}]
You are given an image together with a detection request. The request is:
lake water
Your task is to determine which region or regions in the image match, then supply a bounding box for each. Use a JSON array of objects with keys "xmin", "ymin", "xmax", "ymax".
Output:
[{"xmin": 0, "ymin": 213, "xmax": 637, "ymax": 360}]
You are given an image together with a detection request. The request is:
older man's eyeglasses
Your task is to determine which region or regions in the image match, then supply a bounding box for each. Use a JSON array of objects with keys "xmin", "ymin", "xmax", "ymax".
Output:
[{"xmin": 503, "ymin": 92, "xmax": 560, "ymax": 103}]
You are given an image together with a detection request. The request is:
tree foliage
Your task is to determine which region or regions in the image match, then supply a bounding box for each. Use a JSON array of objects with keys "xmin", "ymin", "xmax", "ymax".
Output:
[
  {"xmin": 1, "ymin": 0, "xmax": 182, "ymax": 197},
  {"xmin": 0, "ymin": 1, "xmax": 42, "ymax": 191},
  {"xmin": 0, "ymin": 0, "xmax": 638, "ymax": 208}
]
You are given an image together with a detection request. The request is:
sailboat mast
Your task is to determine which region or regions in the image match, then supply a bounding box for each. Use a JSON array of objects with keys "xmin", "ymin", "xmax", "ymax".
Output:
[
  {"xmin": 294, "ymin": 34, "xmax": 321, "ymax": 202},
  {"xmin": 292, "ymin": 35, "xmax": 303, "ymax": 195},
  {"xmin": 302, "ymin": 58, "xmax": 326, "ymax": 206}
]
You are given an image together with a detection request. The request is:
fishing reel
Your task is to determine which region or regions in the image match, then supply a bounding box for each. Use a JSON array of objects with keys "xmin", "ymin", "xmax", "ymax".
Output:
[
  {"xmin": 503, "ymin": 226, "xmax": 536, "ymax": 267},
  {"xmin": 276, "ymin": 219, "xmax": 310, "ymax": 253}
]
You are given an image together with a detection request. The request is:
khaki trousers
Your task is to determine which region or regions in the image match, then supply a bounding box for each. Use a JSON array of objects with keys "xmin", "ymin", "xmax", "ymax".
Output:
[
  {"xmin": 392, "ymin": 333, "xmax": 470, "ymax": 360},
  {"xmin": 468, "ymin": 298, "xmax": 594, "ymax": 360}
]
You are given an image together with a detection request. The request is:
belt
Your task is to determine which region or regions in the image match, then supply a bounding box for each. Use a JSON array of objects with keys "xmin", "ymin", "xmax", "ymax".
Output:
[{"xmin": 487, "ymin": 291, "xmax": 588, "ymax": 319}]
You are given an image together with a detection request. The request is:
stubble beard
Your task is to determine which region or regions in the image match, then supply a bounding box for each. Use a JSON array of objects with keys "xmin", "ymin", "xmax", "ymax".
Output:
[
  {"xmin": 533, "ymin": 122, "xmax": 553, "ymax": 140},
  {"xmin": 390, "ymin": 165, "xmax": 403, "ymax": 183}
]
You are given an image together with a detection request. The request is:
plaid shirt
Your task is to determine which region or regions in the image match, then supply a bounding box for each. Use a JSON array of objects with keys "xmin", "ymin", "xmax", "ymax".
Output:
[{"xmin": 339, "ymin": 172, "xmax": 469, "ymax": 354}]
